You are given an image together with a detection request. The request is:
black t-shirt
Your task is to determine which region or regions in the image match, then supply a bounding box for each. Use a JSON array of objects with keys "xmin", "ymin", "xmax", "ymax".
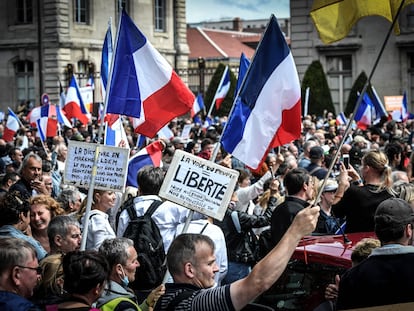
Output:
[{"xmin": 332, "ymin": 184, "xmax": 393, "ymax": 233}]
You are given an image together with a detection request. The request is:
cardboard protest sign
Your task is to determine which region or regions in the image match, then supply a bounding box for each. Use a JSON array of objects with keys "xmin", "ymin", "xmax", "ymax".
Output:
[
  {"xmin": 64, "ymin": 141, "xmax": 129, "ymax": 192},
  {"xmin": 159, "ymin": 150, "xmax": 239, "ymax": 221}
]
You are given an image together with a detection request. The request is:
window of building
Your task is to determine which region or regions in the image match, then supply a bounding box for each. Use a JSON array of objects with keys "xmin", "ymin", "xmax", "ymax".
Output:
[
  {"xmin": 74, "ymin": 0, "xmax": 90, "ymax": 24},
  {"xmin": 15, "ymin": 60, "xmax": 34, "ymax": 104},
  {"xmin": 326, "ymin": 55, "xmax": 352, "ymax": 113},
  {"xmin": 116, "ymin": 0, "xmax": 129, "ymax": 15},
  {"xmin": 154, "ymin": 0, "xmax": 166, "ymax": 32},
  {"xmin": 16, "ymin": 0, "xmax": 33, "ymax": 24}
]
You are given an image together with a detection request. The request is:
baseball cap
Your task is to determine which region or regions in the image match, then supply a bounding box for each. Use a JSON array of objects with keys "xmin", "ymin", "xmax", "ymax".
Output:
[
  {"xmin": 375, "ymin": 198, "xmax": 414, "ymax": 231},
  {"xmin": 320, "ymin": 178, "xmax": 338, "ymax": 193},
  {"xmin": 309, "ymin": 146, "xmax": 324, "ymax": 159}
]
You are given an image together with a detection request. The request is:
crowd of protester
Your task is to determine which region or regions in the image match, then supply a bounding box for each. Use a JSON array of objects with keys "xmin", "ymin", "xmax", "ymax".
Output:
[{"xmin": 1, "ymin": 109, "xmax": 414, "ymax": 310}]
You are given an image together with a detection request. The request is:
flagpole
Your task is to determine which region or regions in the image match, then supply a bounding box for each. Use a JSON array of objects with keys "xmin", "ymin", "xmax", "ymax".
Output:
[
  {"xmin": 314, "ymin": 0, "xmax": 407, "ymax": 206},
  {"xmin": 80, "ymin": 15, "xmax": 117, "ymax": 251},
  {"xmin": 207, "ymin": 65, "xmax": 228, "ymax": 118},
  {"xmin": 211, "ymin": 16, "xmax": 275, "ymax": 163},
  {"xmin": 304, "ymin": 87, "xmax": 310, "ymax": 117}
]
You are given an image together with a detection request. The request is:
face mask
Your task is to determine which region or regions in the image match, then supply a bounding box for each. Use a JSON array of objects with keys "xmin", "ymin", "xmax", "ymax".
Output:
[{"xmin": 119, "ymin": 265, "xmax": 129, "ymax": 287}]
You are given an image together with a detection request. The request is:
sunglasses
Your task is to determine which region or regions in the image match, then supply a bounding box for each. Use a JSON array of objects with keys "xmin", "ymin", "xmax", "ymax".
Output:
[{"xmin": 16, "ymin": 265, "xmax": 43, "ymax": 274}]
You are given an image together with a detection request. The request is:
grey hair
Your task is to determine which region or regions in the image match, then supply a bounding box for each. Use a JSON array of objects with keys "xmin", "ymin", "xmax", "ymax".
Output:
[
  {"xmin": 98, "ymin": 237, "xmax": 134, "ymax": 267},
  {"xmin": 0, "ymin": 237, "xmax": 37, "ymax": 274},
  {"xmin": 48, "ymin": 215, "xmax": 80, "ymax": 250},
  {"xmin": 18, "ymin": 152, "xmax": 42, "ymax": 174}
]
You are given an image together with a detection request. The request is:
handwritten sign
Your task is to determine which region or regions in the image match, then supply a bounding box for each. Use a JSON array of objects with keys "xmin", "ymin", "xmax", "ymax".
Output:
[
  {"xmin": 64, "ymin": 141, "xmax": 129, "ymax": 192},
  {"xmin": 159, "ymin": 150, "xmax": 239, "ymax": 221},
  {"xmin": 384, "ymin": 95, "xmax": 403, "ymax": 111}
]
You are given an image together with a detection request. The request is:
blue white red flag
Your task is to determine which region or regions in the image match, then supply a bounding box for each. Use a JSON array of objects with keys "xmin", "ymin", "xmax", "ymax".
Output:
[
  {"xmin": 126, "ymin": 140, "xmax": 164, "ymax": 188},
  {"xmin": 36, "ymin": 118, "xmax": 47, "ymax": 142},
  {"xmin": 371, "ymin": 86, "xmax": 388, "ymax": 124},
  {"xmin": 3, "ymin": 108, "xmax": 20, "ymax": 142},
  {"xmin": 157, "ymin": 124, "xmax": 174, "ymax": 140},
  {"xmin": 221, "ymin": 15, "xmax": 302, "ymax": 170},
  {"xmin": 402, "ymin": 91, "xmax": 409, "ymax": 122},
  {"xmin": 355, "ymin": 92, "xmax": 373, "ymax": 130},
  {"xmin": 235, "ymin": 53, "xmax": 250, "ymax": 96},
  {"xmin": 106, "ymin": 10, "xmax": 194, "ymax": 138},
  {"xmin": 86, "ymin": 74, "xmax": 94, "ymax": 90},
  {"xmin": 193, "ymin": 115, "xmax": 202, "ymax": 125},
  {"xmin": 28, "ymin": 95, "xmax": 58, "ymax": 137},
  {"xmin": 202, "ymin": 116, "xmax": 213, "ymax": 130},
  {"xmin": 191, "ymin": 93, "xmax": 204, "ymax": 117},
  {"xmin": 213, "ymin": 66, "xmax": 230, "ymax": 110},
  {"xmin": 136, "ymin": 134, "xmax": 147, "ymax": 149},
  {"xmin": 63, "ymin": 75, "xmax": 91, "ymax": 125},
  {"xmin": 336, "ymin": 112, "xmax": 347, "ymax": 126},
  {"xmin": 100, "ymin": 26, "xmax": 113, "ymax": 101},
  {"xmin": 58, "ymin": 81, "xmax": 72, "ymax": 128},
  {"xmin": 104, "ymin": 115, "xmax": 129, "ymax": 148}
]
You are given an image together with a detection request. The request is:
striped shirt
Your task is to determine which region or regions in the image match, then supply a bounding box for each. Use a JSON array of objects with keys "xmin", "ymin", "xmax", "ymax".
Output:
[{"xmin": 154, "ymin": 283, "xmax": 235, "ymax": 311}]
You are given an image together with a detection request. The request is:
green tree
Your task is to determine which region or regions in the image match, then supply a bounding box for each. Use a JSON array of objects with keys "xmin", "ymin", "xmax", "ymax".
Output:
[
  {"xmin": 205, "ymin": 63, "xmax": 236, "ymax": 117},
  {"xmin": 301, "ymin": 60, "xmax": 334, "ymax": 116}
]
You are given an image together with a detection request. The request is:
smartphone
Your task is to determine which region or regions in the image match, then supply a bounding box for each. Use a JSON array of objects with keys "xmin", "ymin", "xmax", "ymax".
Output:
[{"xmin": 343, "ymin": 154, "xmax": 350, "ymax": 169}]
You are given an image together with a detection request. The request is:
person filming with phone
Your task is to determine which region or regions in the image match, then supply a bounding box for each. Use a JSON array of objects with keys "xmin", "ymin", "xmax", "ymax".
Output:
[{"xmin": 332, "ymin": 150, "xmax": 394, "ymax": 233}]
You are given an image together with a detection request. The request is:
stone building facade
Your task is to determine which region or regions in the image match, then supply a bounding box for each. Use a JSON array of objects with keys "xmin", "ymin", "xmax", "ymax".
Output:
[
  {"xmin": 291, "ymin": 1, "xmax": 414, "ymax": 114},
  {"xmin": 0, "ymin": 0, "xmax": 189, "ymax": 113}
]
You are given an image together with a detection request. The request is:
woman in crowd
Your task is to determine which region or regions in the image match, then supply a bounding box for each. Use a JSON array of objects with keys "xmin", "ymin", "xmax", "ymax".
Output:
[
  {"xmin": 0, "ymin": 191, "xmax": 47, "ymax": 261},
  {"xmin": 79, "ymin": 189, "xmax": 116, "ymax": 250},
  {"xmin": 56, "ymin": 250, "xmax": 109, "ymax": 310},
  {"xmin": 332, "ymin": 150, "xmax": 394, "ymax": 233},
  {"xmin": 30, "ymin": 194, "xmax": 66, "ymax": 253},
  {"xmin": 31, "ymin": 253, "xmax": 66, "ymax": 308}
]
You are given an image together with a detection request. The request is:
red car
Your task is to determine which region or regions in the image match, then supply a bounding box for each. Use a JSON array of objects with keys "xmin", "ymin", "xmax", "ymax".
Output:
[{"xmin": 256, "ymin": 232, "xmax": 376, "ymax": 311}]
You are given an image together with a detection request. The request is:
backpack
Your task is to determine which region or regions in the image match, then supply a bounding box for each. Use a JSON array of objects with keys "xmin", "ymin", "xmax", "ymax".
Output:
[{"xmin": 123, "ymin": 200, "xmax": 166, "ymax": 290}]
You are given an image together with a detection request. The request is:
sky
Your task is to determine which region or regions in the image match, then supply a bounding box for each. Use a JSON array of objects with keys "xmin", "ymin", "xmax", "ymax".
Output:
[{"xmin": 186, "ymin": 0, "xmax": 290, "ymax": 24}]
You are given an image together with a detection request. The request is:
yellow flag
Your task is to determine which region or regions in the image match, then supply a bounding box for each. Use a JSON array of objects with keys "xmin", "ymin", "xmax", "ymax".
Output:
[{"xmin": 311, "ymin": 0, "xmax": 414, "ymax": 44}]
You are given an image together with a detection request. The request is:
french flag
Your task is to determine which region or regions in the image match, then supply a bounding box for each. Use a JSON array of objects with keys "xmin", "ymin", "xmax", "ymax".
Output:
[
  {"xmin": 221, "ymin": 15, "xmax": 301, "ymax": 170},
  {"xmin": 58, "ymin": 81, "xmax": 72, "ymax": 128},
  {"xmin": 157, "ymin": 124, "xmax": 174, "ymax": 140},
  {"xmin": 126, "ymin": 140, "xmax": 164, "ymax": 188},
  {"xmin": 336, "ymin": 112, "xmax": 347, "ymax": 126},
  {"xmin": 3, "ymin": 108, "xmax": 20, "ymax": 142},
  {"xmin": 106, "ymin": 10, "xmax": 194, "ymax": 138},
  {"xmin": 36, "ymin": 118, "xmax": 47, "ymax": 143},
  {"xmin": 371, "ymin": 85, "xmax": 388, "ymax": 124},
  {"xmin": 402, "ymin": 91, "xmax": 409, "ymax": 122},
  {"xmin": 191, "ymin": 93, "xmax": 204, "ymax": 117},
  {"xmin": 355, "ymin": 92, "xmax": 373, "ymax": 130},
  {"xmin": 100, "ymin": 26, "xmax": 113, "ymax": 101},
  {"xmin": 27, "ymin": 97, "xmax": 58, "ymax": 137},
  {"xmin": 104, "ymin": 115, "xmax": 129, "ymax": 148},
  {"xmin": 63, "ymin": 75, "xmax": 91, "ymax": 125},
  {"xmin": 213, "ymin": 66, "xmax": 230, "ymax": 110},
  {"xmin": 235, "ymin": 53, "xmax": 250, "ymax": 96}
]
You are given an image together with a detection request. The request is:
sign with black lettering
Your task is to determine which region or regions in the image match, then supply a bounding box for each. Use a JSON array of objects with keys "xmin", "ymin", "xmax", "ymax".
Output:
[
  {"xmin": 159, "ymin": 150, "xmax": 239, "ymax": 221},
  {"xmin": 64, "ymin": 141, "xmax": 129, "ymax": 192}
]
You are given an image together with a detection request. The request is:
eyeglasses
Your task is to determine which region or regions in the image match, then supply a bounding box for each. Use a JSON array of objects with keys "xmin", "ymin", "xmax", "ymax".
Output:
[{"xmin": 16, "ymin": 265, "xmax": 43, "ymax": 274}]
